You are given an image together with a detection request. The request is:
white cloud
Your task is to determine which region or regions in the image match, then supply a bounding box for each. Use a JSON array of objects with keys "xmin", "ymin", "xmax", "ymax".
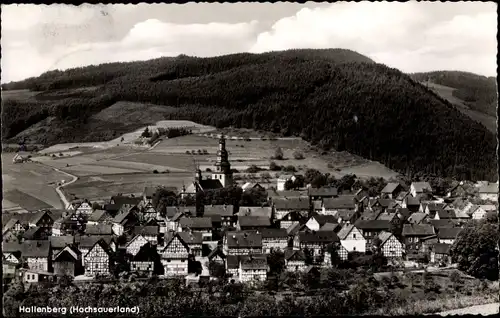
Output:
[{"xmin": 250, "ymin": 2, "xmax": 497, "ymax": 76}]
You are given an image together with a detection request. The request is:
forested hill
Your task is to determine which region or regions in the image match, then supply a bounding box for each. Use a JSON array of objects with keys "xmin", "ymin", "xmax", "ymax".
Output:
[
  {"xmin": 1, "ymin": 49, "xmax": 497, "ymax": 181},
  {"xmin": 410, "ymin": 71, "xmax": 497, "ymax": 117}
]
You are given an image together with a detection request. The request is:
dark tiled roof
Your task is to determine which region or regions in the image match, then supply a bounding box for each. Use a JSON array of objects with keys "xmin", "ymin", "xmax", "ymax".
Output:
[
  {"xmin": 354, "ymin": 220, "xmax": 391, "ymax": 230},
  {"xmin": 22, "ymin": 240, "xmax": 50, "ymax": 258},
  {"xmin": 110, "ymin": 195, "xmax": 142, "ymax": 207},
  {"xmin": 269, "ymin": 190, "xmax": 308, "ymax": 199},
  {"xmin": 103, "ymin": 204, "xmax": 121, "ymax": 213},
  {"xmin": 112, "ymin": 210, "xmax": 134, "ymax": 224},
  {"xmin": 238, "ymin": 206, "xmax": 273, "ymax": 218},
  {"xmin": 284, "ymin": 249, "xmax": 306, "ymax": 261},
  {"xmin": 381, "ymin": 183, "xmax": 402, "ymax": 194},
  {"xmin": 298, "ymin": 230, "xmax": 339, "ymax": 243},
  {"xmin": 433, "ymin": 243, "xmax": 451, "ymax": 254},
  {"xmin": 320, "ymin": 223, "xmax": 340, "ymax": 232},
  {"xmin": 406, "ymin": 197, "xmax": 420, "ymax": 206},
  {"xmin": 378, "ymin": 231, "xmax": 396, "ymax": 246},
  {"xmin": 22, "ymin": 227, "xmax": 44, "ymax": 240},
  {"xmin": 286, "ymin": 222, "xmax": 306, "ymax": 236},
  {"xmin": 273, "ymin": 197, "xmax": 310, "ymax": 210},
  {"xmin": 226, "ymin": 232, "xmax": 262, "ymax": 248},
  {"xmin": 54, "ymin": 246, "xmax": 80, "ymax": 261},
  {"xmin": 49, "ymin": 236, "xmax": 75, "ymax": 249},
  {"xmin": 402, "ymin": 224, "xmax": 435, "ymax": 236},
  {"xmin": 198, "ymin": 179, "xmax": 223, "ymax": 191},
  {"xmin": 308, "ymin": 187, "xmax": 338, "ymax": 197},
  {"xmin": 437, "ymin": 209, "xmax": 457, "ymax": 219},
  {"xmin": 85, "ymin": 224, "xmax": 113, "ymax": 235},
  {"xmin": 88, "ymin": 209, "xmax": 110, "ymax": 222},
  {"xmin": 179, "ymin": 217, "xmax": 212, "ymax": 229},
  {"xmin": 377, "ymin": 199, "xmax": 397, "ymax": 209},
  {"xmin": 76, "ymin": 235, "xmax": 114, "ymax": 248},
  {"xmin": 240, "ymin": 255, "xmax": 267, "ymax": 270},
  {"xmin": 132, "ymin": 243, "xmax": 159, "ymax": 262},
  {"xmin": 337, "ymin": 225, "xmax": 357, "ymax": 240},
  {"xmin": 208, "ymin": 246, "xmax": 226, "ymax": 260},
  {"xmin": 311, "ymin": 213, "xmax": 338, "ymax": 226},
  {"xmin": 411, "ymin": 182, "xmax": 432, "ymax": 193},
  {"xmin": 204, "ymin": 205, "xmax": 234, "ymax": 217},
  {"xmin": 143, "ymin": 186, "xmax": 157, "ymax": 198},
  {"xmin": 2, "ymin": 242, "xmax": 23, "ymax": 253},
  {"xmin": 133, "ymin": 225, "xmax": 159, "ymax": 236},
  {"xmin": 437, "ymin": 228, "xmax": 462, "ymax": 239},
  {"xmin": 177, "ymin": 231, "xmax": 203, "ymax": 245},
  {"xmin": 429, "ymin": 219, "xmax": 458, "ymax": 229},
  {"xmin": 396, "ymin": 208, "xmax": 411, "ymax": 220},
  {"xmin": 226, "ymin": 255, "xmax": 240, "ymax": 269},
  {"xmin": 478, "ymin": 183, "xmax": 498, "ymax": 194},
  {"xmin": 395, "ymin": 191, "xmax": 409, "ymax": 201},
  {"xmin": 407, "ymin": 212, "xmax": 428, "ymax": 224},
  {"xmin": 29, "ymin": 210, "xmax": 53, "ymax": 225},
  {"xmin": 258, "ymin": 228, "xmax": 288, "ymax": 238},
  {"xmin": 336, "ymin": 210, "xmax": 356, "ymax": 221},
  {"xmin": 3, "ymin": 218, "xmax": 21, "ymax": 234},
  {"xmin": 323, "ymin": 196, "xmax": 356, "ymax": 210},
  {"xmin": 239, "ymin": 216, "xmax": 271, "ymax": 228}
]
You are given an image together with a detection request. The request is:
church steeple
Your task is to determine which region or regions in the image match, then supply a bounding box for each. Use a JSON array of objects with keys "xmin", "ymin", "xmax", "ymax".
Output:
[{"xmin": 212, "ymin": 134, "xmax": 233, "ymax": 187}]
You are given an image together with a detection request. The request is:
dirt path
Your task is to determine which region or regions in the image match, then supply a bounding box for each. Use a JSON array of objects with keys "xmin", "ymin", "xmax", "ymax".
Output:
[
  {"xmin": 53, "ymin": 168, "xmax": 78, "ymax": 208},
  {"xmin": 435, "ymin": 303, "xmax": 499, "ymax": 316}
]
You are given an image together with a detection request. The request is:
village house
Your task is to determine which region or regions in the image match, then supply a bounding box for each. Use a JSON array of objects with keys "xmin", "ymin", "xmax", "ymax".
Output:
[
  {"xmin": 354, "ymin": 220, "xmax": 391, "ymax": 249},
  {"xmin": 407, "ymin": 212, "xmax": 429, "ymax": 225},
  {"xmin": 284, "ymin": 250, "xmax": 307, "ymax": 272},
  {"xmin": 308, "ymin": 187, "xmax": 339, "ymax": 202},
  {"xmin": 2, "ymin": 217, "xmax": 25, "ymax": 241},
  {"xmin": 126, "ymin": 234, "xmax": 150, "ymax": 256},
  {"xmin": 395, "ymin": 191, "xmax": 410, "ymax": 204},
  {"xmin": 87, "ymin": 209, "xmax": 111, "ymax": 226},
  {"xmin": 277, "ymin": 174, "xmax": 299, "ymax": 191},
  {"xmin": 305, "ymin": 214, "xmax": 339, "ymax": 232},
  {"xmin": 237, "ymin": 216, "xmax": 272, "ymax": 231},
  {"xmin": 430, "ymin": 243, "xmax": 452, "ymax": 265},
  {"xmin": 395, "ymin": 208, "xmax": 411, "ymax": 223},
  {"xmin": 402, "ymin": 224, "xmax": 436, "ymax": 248},
  {"xmin": 375, "ymin": 231, "xmax": 404, "ymax": 258},
  {"xmin": 74, "ymin": 201, "xmax": 93, "ymax": 216},
  {"xmin": 21, "ymin": 269, "xmax": 56, "ymax": 284},
  {"xmin": 165, "ymin": 210, "xmax": 187, "ymax": 232},
  {"xmin": 22, "ymin": 240, "xmax": 52, "ymax": 272},
  {"xmin": 53, "ymin": 245, "xmax": 82, "ymax": 277},
  {"xmin": 28, "ymin": 210, "xmax": 55, "ymax": 232},
  {"xmin": 225, "ymin": 255, "xmax": 240, "ymax": 278},
  {"xmin": 241, "ymin": 182, "xmax": 265, "ymax": 192},
  {"xmin": 324, "ymin": 242, "xmax": 349, "ymax": 265},
  {"xmin": 109, "ymin": 195, "xmax": 142, "ymax": 208},
  {"xmin": 178, "ymin": 217, "xmax": 213, "ymax": 241},
  {"xmin": 311, "ymin": 200, "xmax": 323, "ymax": 214},
  {"xmin": 204, "ymin": 204, "xmax": 236, "ymax": 227},
  {"xmin": 84, "ymin": 239, "xmax": 113, "ymax": 276},
  {"xmin": 336, "ymin": 224, "xmax": 366, "ymax": 254},
  {"xmin": 258, "ymin": 228, "xmax": 288, "ymax": 254},
  {"xmin": 273, "ymin": 197, "xmax": 310, "ymax": 223},
  {"xmin": 278, "ymin": 211, "xmax": 307, "ymax": 229},
  {"xmin": 410, "ymin": 182, "xmax": 432, "ymax": 197},
  {"xmin": 159, "ymin": 233, "xmax": 190, "ymax": 277},
  {"xmin": 225, "ymin": 231, "xmax": 263, "ymax": 255},
  {"xmin": 134, "ymin": 225, "xmax": 159, "ymax": 244},
  {"xmin": 335, "ymin": 210, "xmax": 358, "ymax": 224},
  {"xmin": 2, "ymin": 242, "xmax": 22, "ymax": 265},
  {"xmin": 238, "ymin": 206, "xmax": 273, "ymax": 219},
  {"xmin": 370, "ymin": 198, "xmax": 398, "ymax": 213},
  {"xmin": 22, "ymin": 226, "xmax": 48, "ymax": 241},
  {"xmin": 469, "ymin": 205, "xmax": 496, "ymax": 220},
  {"xmin": 295, "ymin": 231, "xmax": 340, "ymax": 262},
  {"xmin": 436, "ymin": 227, "xmax": 462, "ymax": 245},
  {"xmin": 420, "ymin": 235, "xmax": 439, "ymax": 253},
  {"xmin": 238, "ymin": 254, "xmax": 268, "ymax": 283},
  {"xmin": 177, "ymin": 232, "xmax": 203, "ymax": 257},
  {"xmin": 77, "ymin": 236, "xmax": 116, "ymax": 266},
  {"xmin": 85, "ymin": 224, "xmax": 114, "ymax": 236},
  {"xmin": 140, "ymin": 202, "xmax": 158, "ymax": 221},
  {"xmin": 478, "ymin": 182, "xmax": 498, "ymax": 202},
  {"xmin": 322, "ymin": 195, "xmax": 358, "ymax": 215},
  {"xmin": 402, "ymin": 196, "xmax": 421, "ymax": 212},
  {"xmin": 130, "ymin": 243, "xmax": 161, "ymax": 275},
  {"xmin": 49, "ymin": 236, "xmax": 75, "ymax": 258},
  {"xmin": 111, "ymin": 207, "xmax": 139, "ymax": 236},
  {"xmin": 381, "ymin": 183, "xmax": 404, "ymax": 199},
  {"xmin": 446, "ymin": 182, "xmax": 468, "ymax": 198},
  {"xmin": 208, "ymin": 246, "xmax": 226, "ymax": 264},
  {"xmin": 142, "ymin": 187, "xmax": 156, "ymax": 205}
]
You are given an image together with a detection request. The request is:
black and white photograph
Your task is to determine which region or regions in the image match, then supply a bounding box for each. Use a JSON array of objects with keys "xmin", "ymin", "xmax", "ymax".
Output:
[{"xmin": 1, "ymin": 1, "xmax": 498, "ymax": 316}]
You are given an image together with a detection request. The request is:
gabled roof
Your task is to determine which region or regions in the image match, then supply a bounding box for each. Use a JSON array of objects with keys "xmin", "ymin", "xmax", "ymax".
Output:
[
  {"xmin": 133, "ymin": 225, "xmax": 159, "ymax": 236},
  {"xmin": 308, "ymin": 187, "xmax": 338, "ymax": 197},
  {"xmin": 103, "ymin": 204, "xmax": 121, "ymax": 213},
  {"xmin": 85, "ymin": 238, "xmax": 112, "ymax": 257},
  {"xmin": 226, "ymin": 231, "xmax": 262, "ymax": 248},
  {"xmin": 165, "ymin": 206, "xmax": 181, "ymax": 219},
  {"xmin": 378, "ymin": 231, "xmax": 396, "ymax": 246},
  {"xmin": 478, "ymin": 183, "xmax": 499, "ymax": 194},
  {"xmin": 77, "ymin": 235, "xmax": 114, "ymax": 248},
  {"xmin": 381, "ymin": 183, "xmax": 402, "ymax": 194},
  {"xmin": 407, "ymin": 212, "xmax": 428, "ymax": 224},
  {"xmin": 204, "ymin": 205, "xmax": 234, "ymax": 217},
  {"xmin": 85, "ymin": 224, "xmax": 113, "ymax": 235},
  {"xmin": 238, "ymin": 206, "xmax": 273, "ymax": 218},
  {"xmin": 437, "ymin": 227, "xmax": 462, "ymax": 240},
  {"xmin": 433, "ymin": 243, "xmax": 451, "ymax": 255},
  {"xmin": 241, "ymin": 182, "xmax": 264, "ymax": 191},
  {"xmin": 226, "ymin": 255, "xmax": 240, "ymax": 269},
  {"xmin": 171, "ymin": 211, "xmax": 186, "ymax": 222},
  {"xmin": 377, "ymin": 199, "xmax": 397, "ymax": 209},
  {"xmin": 22, "ymin": 240, "xmax": 51, "ymax": 258},
  {"xmin": 405, "ymin": 196, "xmax": 421, "ymax": 206},
  {"xmin": 22, "ymin": 227, "xmax": 44, "ymax": 240},
  {"xmin": 208, "ymin": 246, "xmax": 226, "ymax": 260},
  {"xmin": 336, "ymin": 209, "xmax": 356, "ymax": 221},
  {"xmin": 29, "ymin": 210, "xmax": 53, "ymax": 225},
  {"xmin": 284, "ymin": 249, "xmax": 306, "ymax": 261},
  {"xmin": 87, "ymin": 209, "xmax": 110, "ymax": 222},
  {"xmin": 396, "ymin": 208, "xmax": 411, "ymax": 220},
  {"xmin": 298, "ymin": 230, "xmax": 339, "ymax": 243},
  {"xmin": 273, "ymin": 197, "xmax": 310, "ymax": 210},
  {"xmin": 258, "ymin": 228, "xmax": 288, "ymax": 239},
  {"xmin": 177, "ymin": 231, "xmax": 203, "ymax": 245},
  {"xmin": 179, "ymin": 217, "xmax": 212, "ymax": 229},
  {"xmin": 359, "ymin": 210, "xmax": 378, "ymax": 221},
  {"xmin": 54, "ymin": 245, "xmax": 80, "ymax": 262},
  {"xmin": 436, "ymin": 209, "xmax": 457, "ymax": 219},
  {"xmin": 110, "ymin": 195, "xmax": 142, "ymax": 207},
  {"xmin": 286, "ymin": 222, "xmax": 305, "ymax": 236},
  {"xmin": 197, "ymin": 179, "xmax": 223, "ymax": 191},
  {"xmin": 320, "ymin": 223, "xmax": 340, "ymax": 232},
  {"xmin": 2, "ymin": 242, "xmax": 23, "ymax": 253},
  {"xmin": 240, "ymin": 254, "xmax": 268, "ymax": 270},
  {"xmin": 429, "ymin": 219, "xmax": 458, "ymax": 229},
  {"xmin": 402, "ymin": 224, "xmax": 435, "ymax": 236},
  {"xmin": 310, "ymin": 213, "xmax": 338, "ymax": 226},
  {"xmin": 375, "ymin": 211, "xmax": 397, "ymax": 222},
  {"xmin": 269, "ymin": 190, "xmax": 308, "ymax": 199},
  {"xmin": 112, "ymin": 209, "xmax": 135, "ymax": 225},
  {"xmin": 354, "ymin": 220, "xmax": 391, "ymax": 230},
  {"xmin": 411, "ymin": 182, "xmax": 432, "ymax": 193},
  {"xmin": 478, "ymin": 205, "xmax": 497, "ymax": 212},
  {"xmin": 323, "ymin": 196, "xmax": 356, "ymax": 210},
  {"xmin": 336, "ymin": 224, "xmax": 361, "ymax": 240},
  {"xmin": 395, "ymin": 191, "xmax": 409, "ymax": 201},
  {"xmin": 132, "ymin": 243, "xmax": 159, "ymax": 262},
  {"xmin": 3, "ymin": 218, "xmax": 21, "ymax": 234},
  {"xmin": 49, "ymin": 236, "xmax": 75, "ymax": 249}
]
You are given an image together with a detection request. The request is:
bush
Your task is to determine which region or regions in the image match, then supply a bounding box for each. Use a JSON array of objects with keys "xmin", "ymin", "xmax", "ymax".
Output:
[
  {"xmin": 293, "ymin": 150, "xmax": 305, "ymax": 160},
  {"xmin": 153, "ymin": 169, "xmax": 159, "ymax": 174},
  {"xmin": 206, "ymin": 168, "xmax": 212, "ymax": 172},
  {"xmin": 283, "ymin": 165, "xmax": 297, "ymax": 173},
  {"xmin": 272, "ymin": 147, "xmax": 284, "ymax": 160},
  {"xmin": 246, "ymin": 165, "xmax": 262, "ymax": 173},
  {"xmin": 186, "ymin": 150, "xmax": 190, "ymax": 154},
  {"xmin": 269, "ymin": 161, "xmax": 281, "ymax": 171}
]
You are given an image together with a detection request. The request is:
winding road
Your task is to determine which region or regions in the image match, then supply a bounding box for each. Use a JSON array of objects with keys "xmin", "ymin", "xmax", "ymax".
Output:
[{"xmin": 53, "ymin": 168, "xmax": 78, "ymax": 208}]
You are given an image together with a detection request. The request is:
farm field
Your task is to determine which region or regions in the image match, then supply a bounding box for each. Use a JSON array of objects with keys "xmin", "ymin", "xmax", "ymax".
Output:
[
  {"xmin": 1, "ymin": 153, "xmax": 67, "ymax": 210},
  {"xmin": 63, "ymin": 172, "xmax": 193, "ymax": 201}
]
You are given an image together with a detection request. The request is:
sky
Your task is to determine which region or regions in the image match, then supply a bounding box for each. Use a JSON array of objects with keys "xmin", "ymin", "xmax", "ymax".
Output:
[{"xmin": 1, "ymin": 2, "xmax": 497, "ymax": 83}]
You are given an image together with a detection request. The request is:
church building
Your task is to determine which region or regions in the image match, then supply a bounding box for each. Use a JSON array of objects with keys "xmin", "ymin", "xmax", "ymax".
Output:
[{"xmin": 182, "ymin": 135, "xmax": 233, "ymax": 196}]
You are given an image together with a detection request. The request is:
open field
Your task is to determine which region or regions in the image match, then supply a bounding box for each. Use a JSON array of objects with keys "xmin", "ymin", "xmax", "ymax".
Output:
[
  {"xmin": 63, "ymin": 172, "xmax": 193, "ymax": 200},
  {"xmin": 423, "ymin": 81, "xmax": 497, "ymax": 134},
  {"xmin": 1, "ymin": 89, "xmax": 40, "ymax": 101},
  {"xmin": 2, "ymin": 153, "xmax": 68, "ymax": 210}
]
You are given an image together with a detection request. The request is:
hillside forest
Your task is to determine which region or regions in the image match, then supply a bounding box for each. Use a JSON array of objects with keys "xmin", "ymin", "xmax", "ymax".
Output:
[{"xmin": 1, "ymin": 49, "xmax": 497, "ymax": 181}]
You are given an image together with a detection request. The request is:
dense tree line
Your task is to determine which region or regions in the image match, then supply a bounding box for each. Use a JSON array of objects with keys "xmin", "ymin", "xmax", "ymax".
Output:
[
  {"xmin": 2, "ymin": 50, "xmax": 496, "ymax": 181},
  {"xmin": 411, "ymin": 71, "xmax": 497, "ymax": 117}
]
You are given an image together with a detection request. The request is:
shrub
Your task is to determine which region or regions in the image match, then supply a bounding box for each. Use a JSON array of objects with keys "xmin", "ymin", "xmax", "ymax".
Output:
[
  {"xmin": 153, "ymin": 169, "xmax": 159, "ymax": 174},
  {"xmin": 186, "ymin": 150, "xmax": 190, "ymax": 154},
  {"xmin": 246, "ymin": 165, "xmax": 262, "ymax": 173},
  {"xmin": 206, "ymin": 168, "xmax": 212, "ymax": 172},
  {"xmin": 293, "ymin": 150, "xmax": 305, "ymax": 160},
  {"xmin": 269, "ymin": 161, "xmax": 281, "ymax": 171},
  {"xmin": 283, "ymin": 165, "xmax": 296, "ymax": 173},
  {"xmin": 272, "ymin": 147, "xmax": 284, "ymax": 160}
]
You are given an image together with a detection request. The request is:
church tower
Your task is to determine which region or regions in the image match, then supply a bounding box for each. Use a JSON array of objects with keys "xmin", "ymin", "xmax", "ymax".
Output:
[{"xmin": 212, "ymin": 134, "xmax": 233, "ymax": 187}]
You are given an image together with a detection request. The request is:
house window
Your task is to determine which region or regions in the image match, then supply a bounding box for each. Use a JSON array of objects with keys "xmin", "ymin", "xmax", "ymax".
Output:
[
  {"xmin": 353, "ymin": 247, "xmax": 356, "ymax": 251},
  {"xmin": 95, "ymin": 264, "xmax": 98, "ymax": 269},
  {"xmin": 353, "ymin": 234, "xmax": 356, "ymax": 239}
]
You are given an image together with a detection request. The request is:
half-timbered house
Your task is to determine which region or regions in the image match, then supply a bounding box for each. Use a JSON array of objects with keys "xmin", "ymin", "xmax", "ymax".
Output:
[
  {"xmin": 376, "ymin": 231, "xmax": 404, "ymax": 258},
  {"xmin": 22, "ymin": 240, "xmax": 52, "ymax": 272},
  {"xmin": 53, "ymin": 245, "xmax": 82, "ymax": 277},
  {"xmin": 337, "ymin": 224, "xmax": 366, "ymax": 253},
  {"xmin": 259, "ymin": 228, "xmax": 288, "ymax": 254},
  {"xmin": 225, "ymin": 231, "xmax": 263, "ymax": 255},
  {"xmin": 84, "ymin": 239, "xmax": 113, "ymax": 276},
  {"xmin": 284, "ymin": 250, "xmax": 307, "ymax": 272},
  {"xmin": 160, "ymin": 233, "xmax": 190, "ymax": 276},
  {"xmin": 131, "ymin": 242, "xmax": 161, "ymax": 275},
  {"xmin": 239, "ymin": 254, "xmax": 268, "ymax": 283},
  {"xmin": 126, "ymin": 235, "xmax": 149, "ymax": 256}
]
